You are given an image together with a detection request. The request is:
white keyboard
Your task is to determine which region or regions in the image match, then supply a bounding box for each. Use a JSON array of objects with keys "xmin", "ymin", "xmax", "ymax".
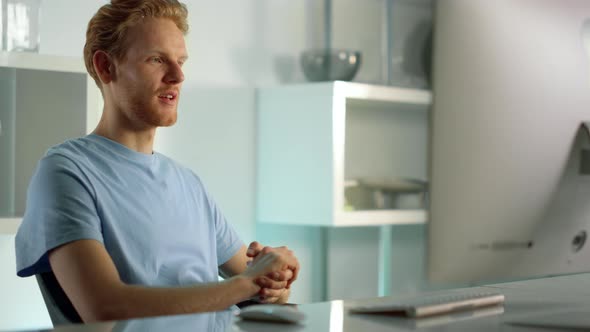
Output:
[{"xmin": 349, "ymin": 291, "xmax": 505, "ymax": 318}]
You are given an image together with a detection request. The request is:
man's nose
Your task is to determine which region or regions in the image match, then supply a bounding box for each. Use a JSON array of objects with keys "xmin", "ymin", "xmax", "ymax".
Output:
[{"xmin": 165, "ymin": 63, "xmax": 185, "ymax": 84}]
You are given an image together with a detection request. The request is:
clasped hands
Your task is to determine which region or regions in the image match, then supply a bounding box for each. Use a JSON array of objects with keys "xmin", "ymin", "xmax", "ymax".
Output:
[{"xmin": 243, "ymin": 241, "xmax": 299, "ymax": 304}]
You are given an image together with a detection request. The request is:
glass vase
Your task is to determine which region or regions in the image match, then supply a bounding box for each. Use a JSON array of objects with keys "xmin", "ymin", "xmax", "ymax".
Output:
[{"xmin": 3, "ymin": 0, "xmax": 41, "ymax": 52}]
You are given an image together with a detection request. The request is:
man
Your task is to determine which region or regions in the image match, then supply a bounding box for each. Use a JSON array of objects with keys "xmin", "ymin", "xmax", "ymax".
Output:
[{"xmin": 15, "ymin": 0, "xmax": 299, "ymax": 323}]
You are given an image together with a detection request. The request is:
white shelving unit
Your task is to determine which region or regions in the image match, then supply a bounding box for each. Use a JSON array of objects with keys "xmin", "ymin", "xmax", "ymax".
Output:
[
  {"xmin": 256, "ymin": 81, "xmax": 432, "ymax": 227},
  {"xmin": 0, "ymin": 52, "xmax": 102, "ymax": 227}
]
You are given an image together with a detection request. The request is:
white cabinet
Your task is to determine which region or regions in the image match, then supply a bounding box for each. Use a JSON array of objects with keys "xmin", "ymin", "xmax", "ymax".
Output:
[
  {"xmin": 0, "ymin": 52, "xmax": 102, "ymax": 222},
  {"xmin": 256, "ymin": 81, "xmax": 431, "ymax": 227}
]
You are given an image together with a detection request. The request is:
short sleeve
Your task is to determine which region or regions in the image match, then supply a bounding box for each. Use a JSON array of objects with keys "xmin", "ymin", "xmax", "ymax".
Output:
[
  {"xmin": 15, "ymin": 153, "xmax": 103, "ymax": 277},
  {"xmin": 212, "ymin": 201, "xmax": 243, "ymax": 266},
  {"xmin": 189, "ymin": 174, "xmax": 243, "ymax": 266}
]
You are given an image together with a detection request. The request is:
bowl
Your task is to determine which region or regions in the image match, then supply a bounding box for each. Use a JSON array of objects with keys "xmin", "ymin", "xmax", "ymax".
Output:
[{"xmin": 300, "ymin": 49, "xmax": 361, "ymax": 82}]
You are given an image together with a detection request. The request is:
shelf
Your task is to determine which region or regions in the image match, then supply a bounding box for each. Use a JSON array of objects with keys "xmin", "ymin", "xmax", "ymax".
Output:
[
  {"xmin": 258, "ymin": 210, "xmax": 427, "ymax": 227},
  {"xmin": 0, "ymin": 51, "xmax": 86, "ymax": 73},
  {"xmin": 256, "ymin": 82, "xmax": 431, "ymax": 227},
  {"xmin": 335, "ymin": 210, "xmax": 426, "ymax": 227},
  {"xmin": 331, "ymin": 81, "xmax": 431, "ymax": 105},
  {"xmin": 0, "ymin": 218, "xmax": 22, "ymax": 234},
  {"xmin": 263, "ymin": 81, "xmax": 432, "ymax": 105}
]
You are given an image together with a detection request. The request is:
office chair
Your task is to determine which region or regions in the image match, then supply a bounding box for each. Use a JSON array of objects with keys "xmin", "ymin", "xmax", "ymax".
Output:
[{"xmin": 35, "ymin": 272, "xmax": 82, "ymax": 325}]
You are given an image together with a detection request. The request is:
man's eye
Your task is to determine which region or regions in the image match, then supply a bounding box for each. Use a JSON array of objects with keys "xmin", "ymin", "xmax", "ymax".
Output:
[{"xmin": 151, "ymin": 57, "xmax": 163, "ymax": 64}]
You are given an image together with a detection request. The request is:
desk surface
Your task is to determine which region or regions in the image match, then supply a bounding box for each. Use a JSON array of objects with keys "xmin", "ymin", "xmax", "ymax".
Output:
[{"xmin": 29, "ymin": 273, "xmax": 590, "ymax": 332}]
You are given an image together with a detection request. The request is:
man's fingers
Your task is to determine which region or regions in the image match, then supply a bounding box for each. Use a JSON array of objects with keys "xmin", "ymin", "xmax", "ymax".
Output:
[
  {"xmin": 258, "ymin": 296, "xmax": 280, "ymax": 304},
  {"xmin": 256, "ymin": 276, "xmax": 288, "ymax": 290},
  {"xmin": 260, "ymin": 247, "xmax": 299, "ymax": 287},
  {"xmin": 283, "ymin": 269, "xmax": 294, "ymax": 281},
  {"xmin": 246, "ymin": 241, "xmax": 263, "ymax": 258},
  {"xmin": 286, "ymin": 264, "xmax": 300, "ymax": 288},
  {"xmin": 266, "ymin": 269, "xmax": 293, "ymax": 282},
  {"xmin": 258, "ymin": 287, "xmax": 284, "ymax": 302}
]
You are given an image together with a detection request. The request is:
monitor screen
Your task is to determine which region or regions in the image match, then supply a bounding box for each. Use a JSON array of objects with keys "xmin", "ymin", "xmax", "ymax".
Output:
[{"xmin": 428, "ymin": 0, "xmax": 590, "ymax": 284}]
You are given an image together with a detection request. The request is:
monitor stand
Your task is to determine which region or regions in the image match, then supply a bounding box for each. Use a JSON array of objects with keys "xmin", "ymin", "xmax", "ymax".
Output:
[
  {"xmin": 505, "ymin": 122, "xmax": 590, "ymax": 329},
  {"xmin": 511, "ymin": 122, "xmax": 590, "ymax": 277}
]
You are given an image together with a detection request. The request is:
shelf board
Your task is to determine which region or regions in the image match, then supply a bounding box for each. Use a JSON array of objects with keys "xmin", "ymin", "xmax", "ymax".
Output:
[
  {"xmin": 335, "ymin": 209, "xmax": 427, "ymax": 227},
  {"xmin": 0, "ymin": 52, "xmax": 86, "ymax": 73},
  {"xmin": 334, "ymin": 81, "xmax": 432, "ymax": 106},
  {"xmin": 261, "ymin": 81, "xmax": 432, "ymax": 106},
  {"xmin": 0, "ymin": 218, "xmax": 22, "ymax": 235},
  {"xmin": 258, "ymin": 210, "xmax": 426, "ymax": 227}
]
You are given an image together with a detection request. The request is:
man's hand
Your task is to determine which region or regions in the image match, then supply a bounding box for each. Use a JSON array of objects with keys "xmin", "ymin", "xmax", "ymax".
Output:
[
  {"xmin": 245, "ymin": 241, "xmax": 299, "ymax": 303},
  {"xmin": 255, "ymin": 271, "xmax": 292, "ymax": 303}
]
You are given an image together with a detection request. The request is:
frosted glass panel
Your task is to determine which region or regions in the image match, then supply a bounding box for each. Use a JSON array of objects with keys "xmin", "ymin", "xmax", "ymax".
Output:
[
  {"xmin": 0, "ymin": 68, "xmax": 16, "ymax": 217},
  {"xmin": 0, "ymin": 68, "xmax": 87, "ymax": 217},
  {"xmin": 14, "ymin": 69, "xmax": 86, "ymax": 215}
]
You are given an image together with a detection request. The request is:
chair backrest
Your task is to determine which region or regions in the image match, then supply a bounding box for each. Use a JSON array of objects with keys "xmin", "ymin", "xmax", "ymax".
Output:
[{"xmin": 36, "ymin": 272, "xmax": 82, "ymax": 325}]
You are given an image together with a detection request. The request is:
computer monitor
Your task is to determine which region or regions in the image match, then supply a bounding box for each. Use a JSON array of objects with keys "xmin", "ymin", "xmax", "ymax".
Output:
[{"xmin": 428, "ymin": 0, "xmax": 590, "ymax": 284}]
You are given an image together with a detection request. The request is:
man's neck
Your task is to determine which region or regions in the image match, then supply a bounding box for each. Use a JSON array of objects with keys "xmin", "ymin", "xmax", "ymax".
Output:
[{"xmin": 93, "ymin": 114, "xmax": 156, "ymax": 155}]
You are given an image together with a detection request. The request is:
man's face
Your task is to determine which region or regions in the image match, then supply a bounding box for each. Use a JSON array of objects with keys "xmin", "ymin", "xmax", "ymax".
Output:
[{"xmin": 109, "ymin": 17, "xmax": 188, "ymax": 129}]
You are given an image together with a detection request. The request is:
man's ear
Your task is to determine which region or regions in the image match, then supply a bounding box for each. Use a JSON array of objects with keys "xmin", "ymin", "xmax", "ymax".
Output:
[{"xmin": 93, "ymin": 50, "xmax": 116, "ymax": 84}]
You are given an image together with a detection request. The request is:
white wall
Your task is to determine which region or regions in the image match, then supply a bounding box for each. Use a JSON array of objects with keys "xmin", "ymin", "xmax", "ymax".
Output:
[
  {"xmin": 40, "ymin": 0, "xmax": 315, "ymax": 86},
  {"xmin": 4, "ymin": 0, "xmax": 434, "ymax": 320}
]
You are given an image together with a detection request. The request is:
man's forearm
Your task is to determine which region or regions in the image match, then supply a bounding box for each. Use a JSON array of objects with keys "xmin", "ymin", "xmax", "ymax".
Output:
[{"xmin": 87, "ymin": 276, "xmax": 259, "ymax": 322}]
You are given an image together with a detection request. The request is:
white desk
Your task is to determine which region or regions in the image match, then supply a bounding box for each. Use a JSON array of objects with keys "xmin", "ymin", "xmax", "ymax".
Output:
[{"xmin": 40, "ymin": 273, "xmax": 590, "ymax": 332}]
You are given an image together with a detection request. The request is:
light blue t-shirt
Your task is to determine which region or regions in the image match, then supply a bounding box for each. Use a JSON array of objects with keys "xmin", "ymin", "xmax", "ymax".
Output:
[{"xmin": 15, "ymin": 134, "xmax": 243, "ymax": 287}]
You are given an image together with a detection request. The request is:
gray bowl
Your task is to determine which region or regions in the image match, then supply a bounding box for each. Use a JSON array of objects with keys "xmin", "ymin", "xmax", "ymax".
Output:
[{"xmin": 300, "ymin": 49, "xmax": 361, "ymax": 82}]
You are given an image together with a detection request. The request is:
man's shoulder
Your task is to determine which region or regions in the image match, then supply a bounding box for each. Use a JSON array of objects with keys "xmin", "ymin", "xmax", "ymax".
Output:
[
  {"xmin": 43, "ymin": 136, "xmax": 96, "ymax": 164},
  {"xmin": 35, "ymin": 135, "xmax": 114, "ymax": 179}
]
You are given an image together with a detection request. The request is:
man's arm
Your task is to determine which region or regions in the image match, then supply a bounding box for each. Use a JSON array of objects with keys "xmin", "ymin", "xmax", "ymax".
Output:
[
  {"xmin": 218, "ymin": 245, "xmax": 250, "ymax": 279},
  {"xmin": 49, "ymin": 239, "xmax": 288, "ymax": 322}
]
